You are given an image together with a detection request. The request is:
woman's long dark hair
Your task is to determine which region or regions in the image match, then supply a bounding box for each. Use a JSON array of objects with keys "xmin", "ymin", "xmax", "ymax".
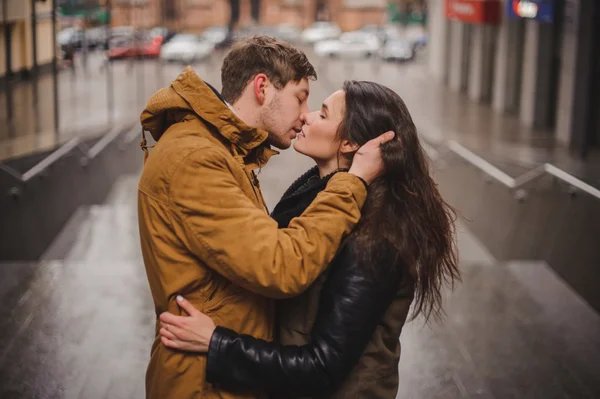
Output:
[{"xmin": 339, "ymin": 81, "xmax": 459, "ymax": 321}]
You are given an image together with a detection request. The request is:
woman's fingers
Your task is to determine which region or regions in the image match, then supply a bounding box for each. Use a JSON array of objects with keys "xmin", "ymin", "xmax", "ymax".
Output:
[
  {"xmin": 176, "ymin": 295, "xmax": 201, "ymax": 316},
  {"xmin": 161, "ymin": 335, "xmax": 179, "ymax": 349},
  {"xmin": 159, "ymin": 311, "xmax": 184, "ymax": 326},
  {"xmin": 160, "ymin": 327, "xmax": 177, "ymax": 341}
]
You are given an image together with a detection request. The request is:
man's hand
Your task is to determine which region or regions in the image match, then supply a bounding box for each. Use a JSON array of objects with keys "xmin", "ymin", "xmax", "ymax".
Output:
[{"xmin": 349, "ymin": 131, "xmax": 395, "ymax": 185}]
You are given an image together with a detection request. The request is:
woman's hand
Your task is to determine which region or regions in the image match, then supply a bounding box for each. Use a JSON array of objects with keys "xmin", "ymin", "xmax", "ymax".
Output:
[{"xmin": 159, "ymin": 295, "xmax": 216, "ymax": 353}]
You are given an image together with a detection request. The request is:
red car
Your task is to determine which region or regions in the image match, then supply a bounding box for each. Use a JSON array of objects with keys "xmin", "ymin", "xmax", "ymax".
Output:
[{"xmin": 107, "ymin": 36, "xmax": 163, "ymax": 60}]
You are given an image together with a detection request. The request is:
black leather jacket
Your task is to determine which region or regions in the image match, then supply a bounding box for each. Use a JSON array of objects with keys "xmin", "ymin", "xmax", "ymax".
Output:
[{"xmin": 206, "ymin": 242, "xmax": 404, "ymax": 397}]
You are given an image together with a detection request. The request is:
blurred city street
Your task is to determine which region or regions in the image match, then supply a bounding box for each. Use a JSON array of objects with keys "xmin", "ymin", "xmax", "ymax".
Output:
[{"xmin": 1, "ymin": 0, "xmax": 600, "ymax": 398}]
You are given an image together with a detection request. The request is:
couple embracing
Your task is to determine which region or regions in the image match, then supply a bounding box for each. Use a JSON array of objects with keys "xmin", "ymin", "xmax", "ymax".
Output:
[{"xmin": 138, "ymin": 35, "xmax": 459, "ymax": 399}]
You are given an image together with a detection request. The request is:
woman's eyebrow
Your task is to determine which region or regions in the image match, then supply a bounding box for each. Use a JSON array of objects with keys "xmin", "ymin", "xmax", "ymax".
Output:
[{"xmin": 322, "ymin": 103, "xmax": 329, "ymax": 113}]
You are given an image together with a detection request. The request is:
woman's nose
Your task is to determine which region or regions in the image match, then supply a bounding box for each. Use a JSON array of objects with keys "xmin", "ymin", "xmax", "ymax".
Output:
[
  {"xmin": 303, "ymin": 111, "xmax": 319, "ymax": 124},
  {"xmin": 300, "ymin": 112, "xmax": 310, "ymax": 125}
]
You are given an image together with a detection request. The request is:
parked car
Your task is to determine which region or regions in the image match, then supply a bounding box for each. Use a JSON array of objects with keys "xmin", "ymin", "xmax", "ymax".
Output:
[
  {"xmin": 160, "ymin": 34, "xmax": 214, "ymax": 63},
  {"xmin": 380, "ymin": 38, "xmax": 415, "ymax": 62},
  {"xmin": 85, "ymin": 27, "xmax": 109, "ymax": 48},
  {"xmin": 149, "ymin": 26, "xmax": 177, "ymax": 43},
  {"xmin": 202, "ymin": 26, "xmax": 229, "ymax": 48},
  {"xmin": 271, "ymin": 24, "xmax": 302, "ymax": 43},
  {"xmin": 106, "ymin": 35, "xmax": 163, "ymax": 60},
  {"xmin": 314, "ymin": 31, "xmax": 380, "ymax": 58},
  {"xmin": 58, "ymin": 27, "xmax": 84, "ymax": 49},
  {"xmin": 404, "ymin": 26, "xmax": 429, "ymax": 50},
  {"xmin": 301, "ymin": 21, "xmax": 341, "ymax": 44},
  {"xmin": 358, "ymin": 24, "xmax": 399, "ymax": 43}
]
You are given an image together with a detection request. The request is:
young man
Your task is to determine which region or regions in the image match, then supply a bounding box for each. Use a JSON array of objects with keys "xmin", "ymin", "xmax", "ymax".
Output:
[{"xmin": 138, "ymin": 36, "xmax": 392, "ymax": 399}]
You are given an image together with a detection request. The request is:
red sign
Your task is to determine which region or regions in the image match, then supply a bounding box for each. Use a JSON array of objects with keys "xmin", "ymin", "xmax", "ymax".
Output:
[{"xmin": 445, "ymin": 0, "xmax": 502, "ymax": 25}]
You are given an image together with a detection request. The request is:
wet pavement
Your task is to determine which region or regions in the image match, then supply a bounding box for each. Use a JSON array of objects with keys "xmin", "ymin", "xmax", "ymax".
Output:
[{"xmin": 1, "ymin": 49, "xmax": 600, "ymax": 398}]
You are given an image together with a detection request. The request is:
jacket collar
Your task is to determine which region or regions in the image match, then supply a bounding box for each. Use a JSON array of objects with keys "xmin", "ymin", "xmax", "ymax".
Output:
[{"xmin": 171, "ymin": 67, "xmax": 278, "ymax": 166}]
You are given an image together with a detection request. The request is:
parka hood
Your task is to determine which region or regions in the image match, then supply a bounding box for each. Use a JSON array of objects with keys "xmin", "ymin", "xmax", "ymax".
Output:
[{"xmin": 140, "ymin": 66, "xmax": 270, "ymax": 153}]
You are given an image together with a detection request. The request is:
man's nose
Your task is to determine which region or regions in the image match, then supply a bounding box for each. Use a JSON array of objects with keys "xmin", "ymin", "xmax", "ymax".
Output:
[{"xmin": 302, "ymin": 102, "xmax": 310, "ymax": 115}]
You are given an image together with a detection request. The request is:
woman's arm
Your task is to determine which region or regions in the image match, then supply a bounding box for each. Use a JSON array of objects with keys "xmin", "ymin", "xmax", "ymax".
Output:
[{"xmin": 205, "ymin": 245, "xmax": 403, "ymax": 396}]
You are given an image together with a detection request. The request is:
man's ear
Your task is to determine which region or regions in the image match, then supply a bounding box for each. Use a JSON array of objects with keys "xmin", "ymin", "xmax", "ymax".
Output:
[
  {"xmin": 339, "ymin": 139, "xmax": 360, "ymax": 156},
  {"xmin": 253, "ymin": 74, "xmax": 269, "ymax": 105}
]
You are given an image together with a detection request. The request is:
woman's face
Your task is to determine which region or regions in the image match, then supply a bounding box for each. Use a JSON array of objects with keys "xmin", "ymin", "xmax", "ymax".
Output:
[{"xmin": 293, "ymin": 90, "xmax": 346, "ymax": 162}]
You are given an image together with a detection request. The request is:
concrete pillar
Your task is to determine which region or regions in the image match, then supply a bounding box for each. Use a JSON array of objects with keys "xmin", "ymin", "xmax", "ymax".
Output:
[
  {"xmin": 556, "ymin": 23, "xmax": 578, "ymax": 145},
  {"xmin": 519, "ymin": 20, "xmax": 538, "ymax": 127},
  {"xmin": 520, "ymin": 19, "xmax": 560, "ymax": 129},
  {"xmin": 468, "ymin": 24, "xmax": 496, "ymax": 103},
  {"xmin": 427, "ymin": 0, "xmax": 449, "ymax": 83},
  {"xmin": 493, "ymin": 19, "xmax": 525, "ymax": 114},
  {"xmin": 448, "ymin": 21, "xmax": 470, "ymax": 93}
]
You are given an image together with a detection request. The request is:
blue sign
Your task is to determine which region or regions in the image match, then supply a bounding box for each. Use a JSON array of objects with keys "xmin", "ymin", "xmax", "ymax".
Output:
[{"xmin": 506, "ymin": 0, "xmax": 555, "ymax": 23}]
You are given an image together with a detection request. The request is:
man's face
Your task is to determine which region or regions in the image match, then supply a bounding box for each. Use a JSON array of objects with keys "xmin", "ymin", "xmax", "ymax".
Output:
[{"xmin": 260, "ymin": 78, "xmax": 310, "ymax": 149}]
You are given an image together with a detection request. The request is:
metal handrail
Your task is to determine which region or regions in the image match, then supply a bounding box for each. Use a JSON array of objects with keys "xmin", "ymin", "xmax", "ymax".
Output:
[
  {"xmin": 0, "ymin": 124, "xmax": 137, "ymax": 184},
  {"xmin": 441, "ymin": 140, "xmax": 600, "ymax": 200}
]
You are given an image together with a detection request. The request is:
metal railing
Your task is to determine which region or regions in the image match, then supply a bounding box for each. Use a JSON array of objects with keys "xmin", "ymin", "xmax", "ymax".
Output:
[
  {"xmin": 0, "ymin": 124, "xmax": 139, "ymax": 189},
  {"xmin": 427, "ymin": 139, "xmax": 600, "ymax": 201}
]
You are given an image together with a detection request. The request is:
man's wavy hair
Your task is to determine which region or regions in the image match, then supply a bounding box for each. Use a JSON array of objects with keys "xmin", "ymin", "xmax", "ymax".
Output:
[{"xmin": 221, "ymin": 36, "xmax": 317, "ymax": 104}]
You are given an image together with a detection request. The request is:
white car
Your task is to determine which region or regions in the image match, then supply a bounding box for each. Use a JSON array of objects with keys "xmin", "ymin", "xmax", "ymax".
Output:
[
  {"xmin": 301, "ymin": 22, "xmax": 341, "ymax": 44},
  {"xmin": 314, "ymin": 32, "xmax": 381, "ymax": 58},
  {"xmin": 273, "ymin": 24, "xmax": 302, "ymax": 43},
  {"xmin": 202, "ymin": 26, "xmax": 229, "ymax": 46},
  {"xmin": 160, "ymin": 34, "xmax": 214, "ymax": 63},
  {"xmin": 380, "ymin": 39, "xmax": 415, "ymax": 62}
]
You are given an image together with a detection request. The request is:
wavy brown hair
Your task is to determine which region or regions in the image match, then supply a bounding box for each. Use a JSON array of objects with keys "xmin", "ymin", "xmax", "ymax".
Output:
[{"xmin": 339, "ymin": 81, "xmax": 460, "ymax": 321}]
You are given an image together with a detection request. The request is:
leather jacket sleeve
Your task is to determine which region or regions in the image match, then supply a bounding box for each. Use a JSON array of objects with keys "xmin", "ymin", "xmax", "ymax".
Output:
[{"xmin": 205, "ymin": 244, "xmax": 403, "ymax": 396}]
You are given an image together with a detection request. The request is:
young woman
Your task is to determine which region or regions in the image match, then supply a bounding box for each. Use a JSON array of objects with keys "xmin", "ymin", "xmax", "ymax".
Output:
[{"xmin": 158, "ymin": 81, "xmax": 460, "ymax": 398}]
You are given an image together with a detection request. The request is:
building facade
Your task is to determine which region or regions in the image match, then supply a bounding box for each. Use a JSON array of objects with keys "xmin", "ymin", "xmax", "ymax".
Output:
[
  {"xmin": 428, "ymin": 0, "xmax": 600, "ymax": 157},
  {"xmin": 1, "ymin": 0, "xmax": 56, "ymax": 81},
  {"xmin": 110, "ymin": 0, "xmax": 389, "ymax": 33}
]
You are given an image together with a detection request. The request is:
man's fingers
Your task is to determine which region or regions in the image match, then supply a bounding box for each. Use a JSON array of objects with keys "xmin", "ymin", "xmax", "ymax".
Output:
[{"xmin": 176, "ymin": 295, "xmax": 201, "ymax": 316}]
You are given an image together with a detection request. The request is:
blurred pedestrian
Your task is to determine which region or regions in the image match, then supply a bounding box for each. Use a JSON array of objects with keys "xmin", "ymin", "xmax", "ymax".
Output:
[
  {"xmin": 138, "ymin": 36, "xmax": 392, "ymax": 399},
  {"xmin": 62, "ymin": 44, "xmax": 76, "ymax": 73},
  {"xmin": 158, "ymin": 80, "xmax": 460, "ymax": 398}
]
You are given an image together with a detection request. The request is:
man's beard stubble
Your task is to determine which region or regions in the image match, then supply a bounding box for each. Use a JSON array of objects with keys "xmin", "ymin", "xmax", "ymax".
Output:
[{"xmin": 260, "ymin": 93, "xmax": 290, "ymax": 149}]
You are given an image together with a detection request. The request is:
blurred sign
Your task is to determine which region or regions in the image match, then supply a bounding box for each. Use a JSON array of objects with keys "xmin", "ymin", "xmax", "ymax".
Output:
[
  {"xmin": 445, "ymin": 0, "xmax": 502, "ymax": 25},
  {"xmin": 506, "ymin": 0, "xmax": 554, "ymax": 23}
]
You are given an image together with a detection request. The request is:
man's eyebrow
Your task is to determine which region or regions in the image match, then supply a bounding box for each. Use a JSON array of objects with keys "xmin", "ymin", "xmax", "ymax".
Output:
[{"xmin": 301, "ymin": 89, "xmax": 309, "ymax": 98}]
